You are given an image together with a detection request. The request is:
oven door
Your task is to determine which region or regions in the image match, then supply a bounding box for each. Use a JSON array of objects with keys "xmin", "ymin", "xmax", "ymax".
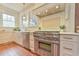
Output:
[{"xmin": 39, "ymin": 42, "xmax": 51, "ymax": 52}]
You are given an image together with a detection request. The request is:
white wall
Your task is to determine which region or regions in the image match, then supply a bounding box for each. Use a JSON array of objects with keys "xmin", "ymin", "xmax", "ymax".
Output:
[{"xmin": 65, "ymin": 4, "xmax": 75, "ymax": 32}]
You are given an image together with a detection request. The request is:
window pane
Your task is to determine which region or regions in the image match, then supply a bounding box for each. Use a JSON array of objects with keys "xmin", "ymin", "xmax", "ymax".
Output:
[
  {"xmin": 3, "ymin": 21, "xmax": 9, "ymax": 27},
  {"xmin": 8, "ymin": 15, "xmax": 12, "ymax": 21},
  {"xmin": 3, "ymin": 21, "xmax": 15, "ymax": 27},
  {"xmin": 29, "ymin": 16, "xmax": 38, "ymax": 27},
  {"xmin": 11, "ymin": 16, "xmax": 15, "ymax": 21},
  {"xmin": 3, "ymin": 14, "xmax": 8, "ymax": 20},
  {"xmin": 3, "ymin": 14, "xmax": 15, "ymax": 27},
  {"xmin": 23, "ymin": 20, "xmax": 29, "ymax": 27}
]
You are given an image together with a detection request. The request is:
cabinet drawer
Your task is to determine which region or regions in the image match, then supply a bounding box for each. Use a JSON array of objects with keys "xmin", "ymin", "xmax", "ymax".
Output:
[
  {"xmin": 60, "ymin": 41, "xmax": 74, "ymax": 49},
  {"xmin": 60, "ymin": 46, "xmax": 73, "ymax": 56},
  {"xmin": 61, "ymin": 35, "xmax": 77, "ymax": 42},
  {"xmin": 60, "ymin": 41, "xmax": 76, "ymax": 56},
  {"xmin": 63, "ymin": 46, "xmax": 73, "ymax": 52},
  {"xmin": 62, "ymin": 53, "xmax": 72, "ymax": 56}
]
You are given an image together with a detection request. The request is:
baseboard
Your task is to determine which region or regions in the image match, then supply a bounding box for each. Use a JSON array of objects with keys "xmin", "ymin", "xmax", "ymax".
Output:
[{"xmin": 0, "ymin": 41, "xmax": 15, "ymax": 45}]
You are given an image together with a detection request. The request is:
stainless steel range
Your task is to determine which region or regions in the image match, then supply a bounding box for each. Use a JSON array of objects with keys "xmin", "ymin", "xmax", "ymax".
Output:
[{"xmin": 33, "ymin": 31, "xmax": 60, "ymax": 56}]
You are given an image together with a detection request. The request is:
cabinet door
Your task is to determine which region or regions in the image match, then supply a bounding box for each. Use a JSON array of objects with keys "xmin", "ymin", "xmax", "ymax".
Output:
[
  {"xmin": 23, "ymin": 32, "xmax": 30, "ymax": 49},
  {"xmin": 51, "ymin": 43, "xmax": 60, "ymax": 56}
]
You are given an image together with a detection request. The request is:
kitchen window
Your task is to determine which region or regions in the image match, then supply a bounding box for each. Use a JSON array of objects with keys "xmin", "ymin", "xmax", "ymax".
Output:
[
  {"xmin": 22, "ymin": 15, "xmax": 38, "ymax": 27},
  {"xmin": 3, "ymin": 14, "xmax": 15, "ymax": 27},
  {"xmin": 29, "ymin": 15, "xmax": 38, "ymax": 27},
  {"xmin": 22, "ymin": 16, "xmax": 29, "ymax": 27}
]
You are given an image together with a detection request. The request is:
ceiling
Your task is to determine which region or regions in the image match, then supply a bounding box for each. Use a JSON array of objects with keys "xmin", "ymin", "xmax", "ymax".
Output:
[
  {"xmin": 0, "ymin": 3, "xmax": 45, "ymax": 12},
  {"xmin": 33, "ymin": 3, "xmax": 65, "ymax": 17},
  {"xmin": 0, "ymin": 3, "xmax": 33, "ymax": 12}
]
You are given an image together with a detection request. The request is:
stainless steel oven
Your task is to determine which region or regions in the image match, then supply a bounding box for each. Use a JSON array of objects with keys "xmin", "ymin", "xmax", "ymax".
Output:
[{"xmin": 33, "ymin": 31, "xmax": 60, "ymax": 56}]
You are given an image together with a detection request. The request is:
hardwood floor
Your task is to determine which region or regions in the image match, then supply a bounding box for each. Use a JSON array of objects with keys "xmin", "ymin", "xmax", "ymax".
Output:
[{"xmin": 0, "ymin": 42, "xmax": 38, "ymax": 56}]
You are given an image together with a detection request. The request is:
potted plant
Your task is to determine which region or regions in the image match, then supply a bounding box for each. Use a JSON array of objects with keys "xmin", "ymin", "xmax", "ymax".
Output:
[
  {"xmin": 59, "ymin": 25, "xmax": 66, "ymax": 32},
  {"xmin": 13, "ymin": 27, "xmax": 20, "ymax": 31},
  {"xmin": 38, "ymin": 27, "xmax": 41, "ymax": 30}
]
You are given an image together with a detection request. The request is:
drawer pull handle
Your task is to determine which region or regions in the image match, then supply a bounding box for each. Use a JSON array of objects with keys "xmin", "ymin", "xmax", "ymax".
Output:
[
  {"xmin": 63, "ymin": 47, "xmax": 72, "ymax": 50},
  {"xmin": 63, "ymin": 37, "xmax": 72, "ymax": 39}
]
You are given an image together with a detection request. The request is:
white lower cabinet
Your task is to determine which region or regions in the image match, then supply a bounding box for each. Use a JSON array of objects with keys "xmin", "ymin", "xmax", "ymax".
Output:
[{"xmin": 60, "ymin": 34, "xmax": 79, "ymax": 56}]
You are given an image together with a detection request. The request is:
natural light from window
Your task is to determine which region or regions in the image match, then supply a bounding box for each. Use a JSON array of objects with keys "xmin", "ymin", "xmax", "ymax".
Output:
[{"xmin": 3, "ymin": 14, "xmax": 15, "ymax": 27}]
